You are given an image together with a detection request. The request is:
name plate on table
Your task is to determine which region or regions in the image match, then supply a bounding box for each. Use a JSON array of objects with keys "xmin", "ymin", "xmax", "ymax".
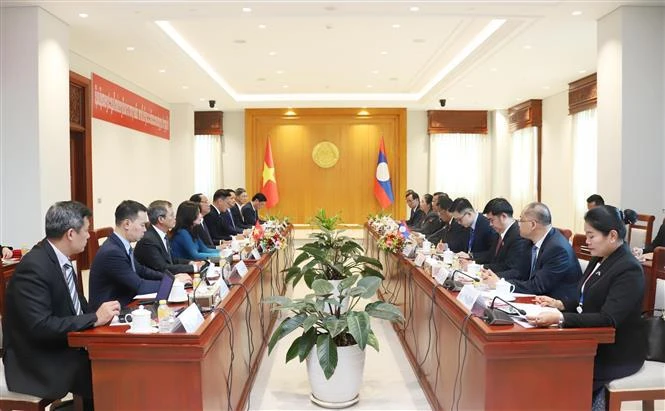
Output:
[
  {"xmin": 402, "ymin": 244, "xmax": 416, "ymax": 258},
  {"xmin": 179, "ymin": 304, "xmax": 205, "ymax": 333},
  {"xmin": 457, "ymin": 284, "xmax": 482, "ymax": 311},
  {"xmin": 251, "ymin": 248, "xmax": 261, "ymax": 260},
  {"xmin": 434, "ymin": 269, "xmax": 447, "ymax": 285},
  {"xmin": 234, "ymin": 260, "xmax": 248, "ymax": 277},
  {"xmin": 414, "ymin": 253, "xmax": 426, "ymax": 267}
]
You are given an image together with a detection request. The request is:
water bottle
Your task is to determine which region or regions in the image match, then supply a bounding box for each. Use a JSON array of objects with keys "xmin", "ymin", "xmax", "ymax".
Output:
[
  {"xmin": 157, "ymin": 300, "xmax": 171, "ymax": 333},
  {"xmin": 192, "ymin": 273, "xmax": 201, "ymax": 289}
]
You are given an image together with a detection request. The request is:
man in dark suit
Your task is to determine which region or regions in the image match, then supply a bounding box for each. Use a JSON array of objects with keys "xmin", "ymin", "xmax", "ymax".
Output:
[
  {"xmin": 449, "ymin": 197, "xmax": 495, "ymax": 257},
  {"xmin": 2, "ymin": 201, "xmax": 119, "ymax": 410},
  {"xmin": 428, "ymin": 194, "xmax": 470, "ymax": 253},
  {"xmin": 189, "ymin": 193, "xmax": 215, "ymax": 247},
  {"xmin": 220, "ymin": 189, "xmax": 245, "ymax": 237},
  {"xmin": 405, "ymin": 191, "xmax": 425, "ymax": 229},
  {"xmin": 134, "ymin": 200, "xmax": 203, "ymax": 274},
  {"xmin": 413, "ymin": 193, "xmax": 443, "ymax": 235},
  {"xmin": 89, "ymin": 200, "xmax": 190, "ymax": 309},
  {"xmin": 482, "ymin": 202, "xmax": 582, "ymax": 301},
  {"xmin": 227, "ymin": 188, "xmax": 252, "ymax": 229},
  {"xmin": 475, "ymin": 198, "xmax": 531, "ymax": 280},
  {"xmin": 204, "ymin": 189, "xmax": 232, "ymax": 243},
  {"xmin": 242, "ymin": 192, "xmax": 267, "ymax": 226},
  {"xmin": 230, "ymin": 188, "xmax": 252, "ymax": 229}
]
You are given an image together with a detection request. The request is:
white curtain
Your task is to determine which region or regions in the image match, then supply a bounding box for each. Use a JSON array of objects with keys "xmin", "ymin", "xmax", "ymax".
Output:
[
  {"xmin": 429, "ymin": 133, "xmax": 491, "ymax": 209},
  {"xmin": 509, "ymin": 127, "xmax": 538, "ymax": 214},
  {"xmin": 194, "ymin": 134, "xmax": 222, "ymax": 198},
  {"xmin": 571, "ymin": 108, "xmax": 598, "ymax": 233}
]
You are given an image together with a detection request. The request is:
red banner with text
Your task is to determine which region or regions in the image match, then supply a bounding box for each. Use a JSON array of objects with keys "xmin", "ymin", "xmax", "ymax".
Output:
[{"xmin": 92, "ymin": 73, "xmax": 170, "ymax": 139}]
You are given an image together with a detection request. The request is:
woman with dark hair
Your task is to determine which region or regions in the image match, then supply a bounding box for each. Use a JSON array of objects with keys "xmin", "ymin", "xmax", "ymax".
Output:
[
  {"xmin": 528, "ymin": 206, "xmax": 646, "ymax": 409},
  {"xmin": 170, "ymin": 201, "xmax": 220, "ymax": 260},
  {"xmin": 414, "ymin": 193, "xmax": 443, "ymax": 235}
]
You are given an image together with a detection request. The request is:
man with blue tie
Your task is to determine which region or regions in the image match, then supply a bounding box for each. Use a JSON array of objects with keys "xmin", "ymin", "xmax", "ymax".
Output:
[
  {"xmin": 2, "ymin": 201, "xmax": 120, "ymax": 410},
  {"xmin": 481, "ymin": 202, "xmax": 582, "ymax": 301},
  {"xmin": 449, "ymin": 197, "xmax": 495, "ymax": 258},
  {"xmin": 221, "ymin": 189, "xmax": 245, "ymax": 237},
  {"xmin": 242, "ymin": 193, "xmax": 267, "ymax": 226},
  {"xmin": 89, "ymin": 200, "xmax": 190, "ymax": 309}
]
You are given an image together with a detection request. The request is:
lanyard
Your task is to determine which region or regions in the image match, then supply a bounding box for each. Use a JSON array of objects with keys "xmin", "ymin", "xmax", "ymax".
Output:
[{"xmin": 577, "ymin": 262, "xmax": 601, "ymax": 313}]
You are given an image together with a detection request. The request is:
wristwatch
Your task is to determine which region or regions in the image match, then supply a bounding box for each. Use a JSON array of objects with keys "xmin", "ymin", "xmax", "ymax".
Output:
[{"xmin": 558, "ymin": 313, "xmax": 565, "ymax": 328}]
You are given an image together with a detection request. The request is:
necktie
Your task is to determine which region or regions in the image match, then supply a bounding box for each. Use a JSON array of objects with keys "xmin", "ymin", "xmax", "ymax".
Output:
[
  {"xmin": 530, "ymin": 245, "xmax": 539, "ymax": 277},
  {"xmin": 228, "ymin": 210, "xmax": 236, "ymax": 229},
  {"xmin": 63, "ymin": 262, "xmax": 82, "ymax": 315},
  {"xmin": 494, "ymin": 239, "xmax": 503, "ymax": 256},
  {"xmin": 468, "ymin": 228, "xmax": 475, "ymax": 253},
  {"xmin": 128, "ymin": 246, "xmax": 137, "ymax": 272},
  {"xmin": 164, "ymin": 235, "xmax": 173, "ymax": 263}
]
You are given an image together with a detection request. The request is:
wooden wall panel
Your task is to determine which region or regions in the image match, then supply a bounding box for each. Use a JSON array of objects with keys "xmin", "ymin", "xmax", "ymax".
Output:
[
  {"xmin": 568, "ymin": 73, "xmax": 597, "ymax": 115},
  {"xmin": 245, "ymin": 108, "xmax": 407, "ymax": 224}
]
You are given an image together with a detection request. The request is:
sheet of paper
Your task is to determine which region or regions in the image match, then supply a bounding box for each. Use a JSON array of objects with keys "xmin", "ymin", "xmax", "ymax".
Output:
[
  {"xmin": 133, "ymin": 293, "xmax": 157, "ymax": 299},
  {"xmin": 512, "ymin": 303, "xmax": 561, "ymax": 318},
  {"xmin": 512, "ymin": 318, "xmax": 536, "ymax": 328},
  {"xmin": 234, "ymin": 260, "xmax": 248, "ymax": 277}
]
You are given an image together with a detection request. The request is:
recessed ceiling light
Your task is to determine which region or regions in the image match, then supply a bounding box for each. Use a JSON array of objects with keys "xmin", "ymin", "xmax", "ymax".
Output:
[
  {"xmin": 371, "ymin": 70, "xmax": 379, "ymax": 74},
  {"xmin": 409, "ymin": 6, "xmax": 420, "ymax": 12},
  {"xmin": 285, "ymin": 108, "xmax": 296, "ymax": 116},
  {"xmin": 282, "ymin": 85, "xmax": 289, "ymax": 89},
  {"xmin": 276, "ymin": 70, "xmax": 284, "ymax": 74},
  {"xmin": 242, "ymin": 7, "xmax": 252, "ymax": 13},
  {"xmin": 126, "ymin": 46, "xmax": 135, "ymax": 51},
  {"xmin": 78, "ymin": 13, "xmax": 88, "ymax": 18},
  {"xmin": 358, "ymin": 109, "xmax": 369, "ymax": 116},
  {"xmin": 466, "ymin": 84, "xmax": 474, "ymax": 88},
  {"xmin": 366, "ymin": 85, "xmax": 373, "ymax": 88},
  {"xmin": 490, "ymin": 67, "xmax": 498, "ymax": 72},
  {"xmin": 523, "ymin": 45, "xmax": 532, "ymax": 50},
  {"xmin": 579, "ymin": 69, "xmax": 587, "ymax": 74},
  {"xmin": 268, "ymin": 51, "xmax": 277, "ymax": 56},
  {"xmin": 258, "ymin": 24, "xmax": 267, "ymax": 29},
  {"xmin": 182, "ymin": 85, "xmax": 189, "ymax": 89},
  {"xmin": 158, "ymin": 68, "xmax": 166, "ymax": 73},
  {"xmin": 572, "ymin": 10, "xmax": 583, "ymax": 16},
  {"xmin": 392, "ymin": 24, "xmax": 401, "ymax": 29},
  {"xmin": 380, "ymin": 51, "xmax": 388, "ymax": 55}
]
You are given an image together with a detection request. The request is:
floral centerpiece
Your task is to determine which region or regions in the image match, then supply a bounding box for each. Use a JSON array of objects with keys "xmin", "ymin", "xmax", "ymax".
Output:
[
  {"xmin": 367, "ymin": 213, "xmax": 398, "ymax": 235},
  {"xmin": 376, "ymin": 230, "xmax": 406, "ymax": 253},
  {"xmin": 252, "ymin": 223, "xmax": 288, "ymax": 253}
]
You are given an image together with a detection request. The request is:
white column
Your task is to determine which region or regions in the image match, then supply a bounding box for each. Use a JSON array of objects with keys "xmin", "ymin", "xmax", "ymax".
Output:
[
  {"xmin": 597, "ymin": 6, "xmax": 665, "ymax": 217},
  {"xmin": 1, "ymin": 7, "xmax": 70, "ymax": 246}
]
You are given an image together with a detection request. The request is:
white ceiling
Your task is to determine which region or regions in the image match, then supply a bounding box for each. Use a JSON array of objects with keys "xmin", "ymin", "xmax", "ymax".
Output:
[{"xmin": 3, "ymin": 0, "xmax": 663, "ymax": 111}]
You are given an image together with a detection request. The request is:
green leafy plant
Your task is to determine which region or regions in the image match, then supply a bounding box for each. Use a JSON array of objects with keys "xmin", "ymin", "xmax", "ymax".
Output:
[
  {"xmin": 265, "ymin": 276, "xmax": 404, "ymax": 379},
  {"xmin": 310, "ymin": 209, "xmax": 342, "ymax": 231}
]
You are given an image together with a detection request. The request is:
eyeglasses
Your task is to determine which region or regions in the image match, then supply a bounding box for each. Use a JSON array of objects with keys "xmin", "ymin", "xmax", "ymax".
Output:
[
  {"xmin": 517, "ymin": 218, "xmax": 536, "ymax": 224},
  {"xmin": 453, "ymin": 211, "xmax": 470, "ymax": 223}
]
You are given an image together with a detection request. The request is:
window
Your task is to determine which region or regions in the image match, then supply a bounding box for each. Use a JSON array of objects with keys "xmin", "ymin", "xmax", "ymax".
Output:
[
  {"xmin": 194, "ymin": 134, "xmax": 222, "ymax": 198},
  {"xmin": 571, "ymin": 108, "xmax": 597, "ymax": 233},
  {"xmin": 429, "ymin": 133, "xmax": 491, "ymax": 208},
  {"xmin": 510, "ymin": 127, "xmax": 538, "ymax": 214}
]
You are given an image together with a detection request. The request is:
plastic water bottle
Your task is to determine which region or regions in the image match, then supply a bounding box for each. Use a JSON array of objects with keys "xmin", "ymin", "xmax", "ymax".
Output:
[
  {"xmin": 157, "ymin": 300, "xmax": 171, "ymax": 333},
  {"xmin": 192, "ymin": 273, "xmax": 201, "ymax": 289}
]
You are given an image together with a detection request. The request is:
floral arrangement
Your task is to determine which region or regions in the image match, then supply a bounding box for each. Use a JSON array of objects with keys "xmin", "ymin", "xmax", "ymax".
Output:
[
  {"xmin": 368, "ymin": 214, "xmax": 399, "ymax": 235},
  {"xmin": 377, "ymin": 230, "xmax": 406, "ymax": 253},
  {"xmin": 252, "ymin": 224, "xmax": 287, "ymax": 253}
]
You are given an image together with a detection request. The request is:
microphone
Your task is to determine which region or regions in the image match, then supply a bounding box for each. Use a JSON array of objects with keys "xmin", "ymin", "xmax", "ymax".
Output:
[
  {"xmin": 483, "ymin": 296, "xmax": 524, "ymax": 326},
  {"xmin": 451, "ymin": 269, "xmax": 480, "ymax": 282},
  {"xmin": 191, "ymin": 265, "xmax": 210, "ymax": 309},
  {"xmin": 442, "ymin": 269, "xmax": 479, "ymax": 291}
]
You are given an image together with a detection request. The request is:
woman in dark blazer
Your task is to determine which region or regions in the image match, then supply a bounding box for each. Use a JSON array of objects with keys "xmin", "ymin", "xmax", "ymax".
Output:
[{"xmin": 529, "ymin": 206, "xmax": 646, "ymax": 407}]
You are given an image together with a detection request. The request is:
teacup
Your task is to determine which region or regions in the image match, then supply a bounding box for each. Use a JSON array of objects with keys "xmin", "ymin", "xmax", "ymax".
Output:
[
  {"xmin": 467, "ymin": 263, "xmax": 482, "ymax": 277},
  {"xmin": 124, "ymin": 305, "xmax": 152, "ymax": 332},
  {"xmin": 495, "ymin": 279, "xmax": 516, "ymax": 296}
]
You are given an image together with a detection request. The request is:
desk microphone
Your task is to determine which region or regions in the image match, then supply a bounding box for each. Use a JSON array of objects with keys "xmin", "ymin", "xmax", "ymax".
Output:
[
  {"xmin": 442, "ymin": 269, "xmax": 479, "ymax": 291},
  {"xmin": 190, "ymin": 265, "xmax": 210, "ymax": 309},
  {"xmin": 484, "ymin": 296, "xmax": 524, "ymax": 325}
]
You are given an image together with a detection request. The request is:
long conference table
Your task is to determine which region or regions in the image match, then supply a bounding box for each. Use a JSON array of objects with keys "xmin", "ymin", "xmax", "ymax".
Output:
[
  {"xmin": 68, "ymin": 230, "xmax": 294, "ymax": 411},
  {"xmin": 364, "ymin": 225, "xmax": 615, "ymax": 411}
]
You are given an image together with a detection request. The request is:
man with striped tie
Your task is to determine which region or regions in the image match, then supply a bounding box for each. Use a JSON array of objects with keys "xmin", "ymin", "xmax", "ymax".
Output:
[{"xmin": 2, "ymin": 201, "xmax": 120, "ymax": 410}]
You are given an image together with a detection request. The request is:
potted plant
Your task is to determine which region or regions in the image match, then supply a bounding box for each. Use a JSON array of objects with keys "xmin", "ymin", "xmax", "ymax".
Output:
[
  {"xmin": 265, "ymin": 275, "xmax": 404, "ymax": 407},
  {"xmin": 285, "ymin": 210, "xmax": 383, "ymax": 290}
]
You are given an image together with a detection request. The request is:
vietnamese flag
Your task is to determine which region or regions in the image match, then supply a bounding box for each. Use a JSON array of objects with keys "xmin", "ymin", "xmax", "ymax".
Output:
[
  {"xmin": 373, "ymin": 137, "xmax": 394, "ymax": 209},
  {"xmin": 261, "ymin": 138, "xmax": 279, "ymax": 208}
]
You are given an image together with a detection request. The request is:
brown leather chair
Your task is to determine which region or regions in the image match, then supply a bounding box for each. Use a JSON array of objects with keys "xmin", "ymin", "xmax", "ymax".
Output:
[
  {"xmin": 87, "ymin": 227, "xmax": 113, "ymax": 264},
  {"xmin": 572, "ymin": 234, "xmax": 592, "ymax": 261},
  {"xmin": 628, "ymin": 214, "xmax": 655, "ymax": 250},
  {"xmin": 555, "ymin": 227, "xmax": 572, "ymax": 242}
]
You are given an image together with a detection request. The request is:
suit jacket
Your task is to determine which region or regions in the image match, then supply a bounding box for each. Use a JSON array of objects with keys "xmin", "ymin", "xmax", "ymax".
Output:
[
  {"xmin": 203, "ymin": 206, "xmax": 228, "ymax": 243},
  {"xmin": 468, "ymin": 213, "xmax": 495, "ymax": 256},
  {"xmin": 2, "ymin": 239, "xmax": 97, "ymax": 399},
  {"xmin": 507, "ymin": 228, "xmax": 582, "ymax": 301},
  {"xmin": 426, "ymin": 219, "xmax": 470, "ymax": 253},
  {"xmin": 231, "ymin": 203, "xmax": 252, "ymax": 229},
  {"xmin": 406, "ymin": 208, "xmax": 425, "ymax": 229},
  {"xmin": 561, "ymin": 244, "xmax": 646, "ymax": 368},
  {"xmin": 89, "ymin": 233, "xmax": 162, "ymax": 310},
  {"xmin": 241, "ymin": 202, "xmax": 264, "ymax": 226},
  {"xmin": 414, "ymin": 211, "xmax": 444, "ymax": 236},
  {"xmin": 134, "ymin": 225, "xmax": 194, "ymax": 273},
  {"xmin": 477, "ymin": 222, "xmax": 532, "ymax": 281},
  {"xmin": 196, "ymin": 220, "xmax": 215, "ymax": 248},
  {"xmin": 222, "ymin": 209, "xmax": 244, "ymax": 237},
  {"xmin": 644, "ymin": 222, "xmax": 665, "ymax": 254}
]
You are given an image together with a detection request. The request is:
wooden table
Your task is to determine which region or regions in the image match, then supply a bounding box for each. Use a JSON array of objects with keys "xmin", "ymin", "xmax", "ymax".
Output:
[
  {"xmin": 0, "ymin": 259, "xmax": 20, "ymax": 316},
  {"xmin": 366, "ymin": 225, "xmax": 614, "ymax": 411},
  {"xmin": 69, "ymin": 232, "xmax": 294, "ymax": 411}
]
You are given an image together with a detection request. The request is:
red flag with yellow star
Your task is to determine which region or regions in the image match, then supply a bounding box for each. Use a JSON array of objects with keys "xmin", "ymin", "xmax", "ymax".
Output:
[{"xmin": 261, "ymin": 138, "xmax": 279, "ymax": 208}]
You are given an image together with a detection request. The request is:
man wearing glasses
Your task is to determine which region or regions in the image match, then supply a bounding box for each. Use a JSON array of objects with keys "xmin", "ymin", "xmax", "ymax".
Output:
[
  {"xmin": 481, "ymin": 202, "xmax": 582, "ymax": 301},
  {"xmin": 448, "ymin": 197, "xmax": 495, "ymax": 258}
]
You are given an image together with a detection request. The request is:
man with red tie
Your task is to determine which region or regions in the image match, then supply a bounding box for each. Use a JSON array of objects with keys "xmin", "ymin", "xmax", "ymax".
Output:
[{"xmin": 475, "ymin": 198, "xmax": 531, "ymax": 280}]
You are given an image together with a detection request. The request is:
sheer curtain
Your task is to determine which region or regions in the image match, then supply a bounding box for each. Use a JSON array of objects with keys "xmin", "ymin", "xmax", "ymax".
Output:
[
  {"xmin": 194, "ymin": 134, "xmax": 222, "ymax": 198},
  {"xmin": 429, "ymin": 133, "xmax": 491, "ymax": 209},
  {"xmin": 509, "ymin": 127, "xmax": 538, "ymax": 214},
  {"xmin": 571, "ymin": 108, "xmax": 598, "ymax": 233}
]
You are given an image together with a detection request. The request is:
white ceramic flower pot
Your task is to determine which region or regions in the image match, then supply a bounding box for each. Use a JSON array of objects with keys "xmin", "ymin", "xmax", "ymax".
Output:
[{"xmin": 306, "ymin": 343, "xmax": 366, "ymax": 408}]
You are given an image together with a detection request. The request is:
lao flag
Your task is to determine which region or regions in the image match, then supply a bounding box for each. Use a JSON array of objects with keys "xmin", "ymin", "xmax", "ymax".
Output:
[
  {"xmin": 373, "ymin": 137, "xmax": 394, "ymax": 209},
  {"xmin": 398, "ymin": 221, "xmax": 410, "ymax": 239}
]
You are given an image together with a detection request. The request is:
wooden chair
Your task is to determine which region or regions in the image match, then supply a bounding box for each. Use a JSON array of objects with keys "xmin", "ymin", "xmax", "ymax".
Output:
[
  {"xmin": 86, "ymin": 226, "xmax": 113, "ymax": 264},
  {"xmin": 572, "ymin": 234, "xmax": 592, "ymax": 261},
  {"xmin": 555, "ymin": 227, "xmax": 572, "ymax": 242},
  {"xmin": 628, "ymin": 214, "xmax": 655, "ymax": 250},
  {"xmin": 606, "ymin": 360, "xmax": 665, "ymax": 411}
]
